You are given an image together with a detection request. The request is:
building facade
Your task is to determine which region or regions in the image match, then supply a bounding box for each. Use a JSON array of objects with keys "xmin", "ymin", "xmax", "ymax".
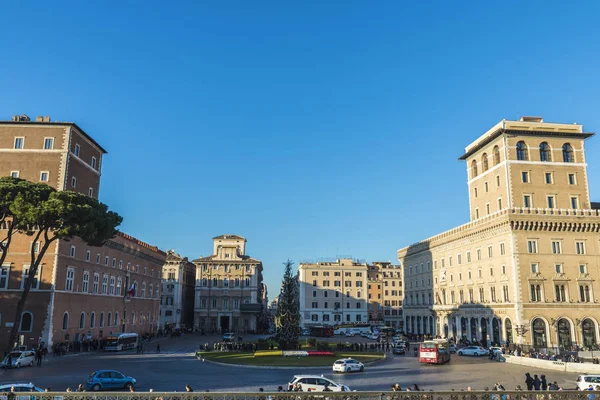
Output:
[
  {"xmin": 367, "ymin": 262, "xmax": 403, "ymax": 329},
  {"xmin": 0, "ymin": 115, "xmax": 164, "ymax": 350},
  {"xmin": 159, "ymin": 250, "xmax": 196, "ymax": 331},
  {"xmin": 298, "ymin": 258, "xmax": 369, "ymax": 328},
  {"xmin": 399, "ymin": 117, "xmax": 600, "ymax": 350},
  {"xmin": 193, "ymin": 235, "xmax": 265, "ymax": 333}
]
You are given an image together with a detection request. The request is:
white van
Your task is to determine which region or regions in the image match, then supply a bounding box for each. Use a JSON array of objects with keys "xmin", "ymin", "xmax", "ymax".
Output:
[
  {"xmin": 288, "ymin": 375, "xmax": 350, "ymax": 392},
  {"xmin": 0, "ymin": 351, "xmax": 35, "ymax": 369},
  {"xmin": 577, "ymin": 375, "xmax": 600, "ymax": 390}
]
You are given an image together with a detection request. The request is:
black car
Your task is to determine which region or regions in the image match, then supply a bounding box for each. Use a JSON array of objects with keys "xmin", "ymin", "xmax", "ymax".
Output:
[{"xmin": 393, "ymin": 346, "xmax": 406, "ymax": 355}]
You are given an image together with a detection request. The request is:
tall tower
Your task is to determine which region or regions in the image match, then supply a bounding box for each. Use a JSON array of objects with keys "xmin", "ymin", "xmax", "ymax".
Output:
[{"xmin": 460, "ymin": 117, "xmax": 594, "ymax": 220}]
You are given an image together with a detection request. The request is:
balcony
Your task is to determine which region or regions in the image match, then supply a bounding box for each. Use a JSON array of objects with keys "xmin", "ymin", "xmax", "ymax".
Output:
[{"xmin": 240, "ymin": 303, "xmax": 262, "ymax": 313}]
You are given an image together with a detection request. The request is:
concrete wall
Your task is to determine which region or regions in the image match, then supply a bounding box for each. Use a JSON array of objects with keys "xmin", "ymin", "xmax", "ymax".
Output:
[{"xmin": 504, "ymin": 354, "xmax": 600, "ymax": 374}]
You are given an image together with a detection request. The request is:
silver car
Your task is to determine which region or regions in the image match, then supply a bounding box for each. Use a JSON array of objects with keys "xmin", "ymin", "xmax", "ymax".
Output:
[{"xmin": 1, "ymin": 351, "xmax": 36, "ymax": 368}]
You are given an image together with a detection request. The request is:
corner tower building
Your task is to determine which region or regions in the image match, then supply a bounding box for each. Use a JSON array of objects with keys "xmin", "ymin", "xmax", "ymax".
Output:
[{"xmin": 399, "ymin": 117, "xmax": 600, "ymax": 350}]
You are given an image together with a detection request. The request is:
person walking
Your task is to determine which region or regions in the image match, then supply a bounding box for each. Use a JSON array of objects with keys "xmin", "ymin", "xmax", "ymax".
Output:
[
  {"xmin": 533, "ymin": 374, "xmax": 541, "ymax": 390},
  {"xmin": 525, "ymin": 373, "xmax": 534, "ymax": 391},
  {"xmin": 156, "ymin": 343, "xmax": 161, "ymax": 353},
  {"xmin": 185, "ymin": 385, "xmax": 193, "ymax": 392},
  {"xmin": 540, "ymin": 375, "xmax": 547, "ymax": 390}
]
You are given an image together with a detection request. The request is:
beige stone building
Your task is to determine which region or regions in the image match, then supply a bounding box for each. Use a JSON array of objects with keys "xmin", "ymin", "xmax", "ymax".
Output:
[
  {"xmin": 298, "ymin": 258, "xmax": 368, "ymax": 327},
  {"xmin": 193, "ymin": 235, "xmax": 265, "ymax": 333},
  {"xmin": 159, "ymin": 250, "xmax": 196, "ymax": 331},
  {"xmin": 0, "ymin": 115, "xmax": 164, "ymax": 350},
  {"xmin": 367, "ymin": 262, "xmax": 403, "ymax": 329},
  {"xmin": 398, "ymin": 117, "xmax": 600, "ymax": 350}
]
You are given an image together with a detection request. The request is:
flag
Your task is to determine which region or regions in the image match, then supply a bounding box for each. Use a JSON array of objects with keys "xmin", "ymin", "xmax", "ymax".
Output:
[{"xmin": 127, "ymin": 283, "xmax": 136, "ymax": 297}]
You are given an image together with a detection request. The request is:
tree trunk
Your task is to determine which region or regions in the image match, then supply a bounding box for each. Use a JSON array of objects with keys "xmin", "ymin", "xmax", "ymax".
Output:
[
  {"xmin": 5, "ymin": 229, "xmax": 55, "ymax": 353},
  {"xmin": 0, "ymin": 219, "xmax": 15, "ymax": 268}
]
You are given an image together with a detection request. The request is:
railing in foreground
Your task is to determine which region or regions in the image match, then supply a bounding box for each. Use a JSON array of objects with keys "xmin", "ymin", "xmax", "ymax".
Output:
[{"xmin": 1, "ymin": 392, "xmax": 591, "ymax": 400}]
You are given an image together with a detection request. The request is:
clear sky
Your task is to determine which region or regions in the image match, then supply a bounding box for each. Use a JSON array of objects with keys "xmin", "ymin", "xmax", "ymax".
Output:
[{"xmin": 1, "ymin": 1, "xmax": 600, "ymax": 297}]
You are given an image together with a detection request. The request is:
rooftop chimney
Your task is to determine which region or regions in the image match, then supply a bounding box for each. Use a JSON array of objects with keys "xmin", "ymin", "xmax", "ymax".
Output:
[
  {"xmin": 36, "ymin": 116, "xmax": 51, "ymax": 122},
  {"xmin": 520, "ymin": 116, "xmax": 544, "ymax": 123},
  {"xmin": 11, "ymin": 114, "xmax": 31, "ymax": 122}
]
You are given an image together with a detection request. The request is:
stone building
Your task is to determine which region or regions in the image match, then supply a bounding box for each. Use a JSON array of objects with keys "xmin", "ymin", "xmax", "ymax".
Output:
[
  {"xmin": 399, "ymin": 117, "xmax": 600, "ymax": 349},
  {"xmin": 298, "ymin": 258, "xmax": 368, "ymax": 328},
  {"xmin": 367, "ymin": 262, "xmax": 403, "ymax": 329},
  {"xmin": 193, "ymin": 235, "xmax": 264, "ymax": 333},
  {"xmin": 0, "ymin": 115, "xmax": 164, "ymax": 350},
  {"xmin": 159, "ymin": 250, "xmax": 196, "ymax": 331}
]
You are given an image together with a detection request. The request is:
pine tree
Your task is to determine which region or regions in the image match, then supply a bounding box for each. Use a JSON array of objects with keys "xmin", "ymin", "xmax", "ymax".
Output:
[{"xmin": 275, "ymin": 260, "xmax": 301, "ymax": 350}]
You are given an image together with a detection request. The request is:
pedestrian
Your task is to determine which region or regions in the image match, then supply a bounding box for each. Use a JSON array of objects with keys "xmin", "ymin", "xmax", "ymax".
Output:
[
  {"xmin": 533, "ymin": 374, "xmax": 541, "ymax": 390},
  {"xmin": 185, "ymin": 385, "xmax": 193, "ymax": 392},
  {"xmin": 515, "ymin": 385, "xmax": 523, "ymax": 391},
  {"xmin": 413, "ymin": 384, "xmax": 420, "ymax": 391},
  {"xmin": 129, "ymin": 386, "xmax": 136, "ymax": 392},
  {"xmin": 44, "ymin": 388, "xmax": 50, "ymax": 392},
  {"xmin": 66, "ymin": 388, "xmax": 72, "ymax": 393},
  {"xmin": 541, "ymin": 375, "xmax": 547, "ymax": 390},
  {"xmin": 156, "ymin": 343, "xmax": 161, "ymax": 353},
  {"xmin": 525, "ymin": 373, "xmax": 534, "ymax": 390}
]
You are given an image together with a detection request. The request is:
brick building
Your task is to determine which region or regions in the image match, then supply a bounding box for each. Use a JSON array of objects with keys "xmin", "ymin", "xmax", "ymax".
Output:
[{"xmin": 0, "ymin": 114, "xmax": 164, "ymax": 350}]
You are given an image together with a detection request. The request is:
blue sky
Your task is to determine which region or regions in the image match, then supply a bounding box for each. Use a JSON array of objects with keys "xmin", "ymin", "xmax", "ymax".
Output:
[{"xmin": 1, "ymin": 1, "xmax": 600, "ymax": 296}]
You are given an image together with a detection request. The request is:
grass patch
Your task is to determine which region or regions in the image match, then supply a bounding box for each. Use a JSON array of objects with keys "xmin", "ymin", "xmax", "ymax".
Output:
[{"xmin": 197, "ymin": 352, "xmax": 384, "ymax": 367}]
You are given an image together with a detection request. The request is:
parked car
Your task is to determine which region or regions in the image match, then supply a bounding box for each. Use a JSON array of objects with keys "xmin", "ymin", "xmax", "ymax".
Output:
[
  {"xmin": 577, "ymin": 375, "xmax": 600, "ymax": 391},
  {"xmin": 0, "ymin": 383, "xmax": 44, "ymax": 392},
  {"xmin": 332, "ymin": 358, "xmax": 364, "ymax": 373},
  {"xmin": 457, "ymin": 346, "xmax": 489, "ymax": 356},
  {"xmin": 360, "ymin": 331, "xmax": 371, "ymax": 338},
  {"xmin": 344, "ymin": 330, "xmax": 355, "ymax": 337},
  {"xmin": 223, "ymin": 332, "xmax": 235, "ymax": 342},
  {"xmin": 1, "ymin": 351, "xmax": 35, "ymax": 369},
  {"xmin": 367, "ymin": 334, "xmax": 379, "ymax": 340},
  {"xmin": 449, "ymin": 344, "xmax": 457, "ymax": 353},
  {"xmin": 86, "ymin": 370, "xmax": 137, "ymax": 391},
  {"xmin": 288, "ymin": 375, "xmax": 350, "ymax": 392},
  {"xmin": 393, "ymin": 346, "xmax": 406, "ymax": 355}
]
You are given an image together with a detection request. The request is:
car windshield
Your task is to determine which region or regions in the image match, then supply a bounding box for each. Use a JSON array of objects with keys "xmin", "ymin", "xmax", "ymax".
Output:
[
  {"xmin": 9, "ymin": 352, "xmax": 22, "ymax": 357},
  {"xmin": 334, "ymin": 361, "xmax": 345, "ymax": 364}
]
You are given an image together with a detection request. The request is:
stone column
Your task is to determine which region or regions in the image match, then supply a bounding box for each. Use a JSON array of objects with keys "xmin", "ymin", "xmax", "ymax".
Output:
[
  {"xmin": 456, "ymin": 315, "xmax": 461, "ymax": 339},
  {"xmin": 488, "ymin": 318, "xmax": 494, "ymax": 345},
  {"xmin": 467, "ymin": 319, "xmax": 472, "ymax": 342}
]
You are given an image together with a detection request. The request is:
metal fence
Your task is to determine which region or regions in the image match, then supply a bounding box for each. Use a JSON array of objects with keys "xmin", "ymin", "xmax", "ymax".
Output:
[{"xmin": 0, "ymin": 392, "xmax": 593, "ymax": 400}]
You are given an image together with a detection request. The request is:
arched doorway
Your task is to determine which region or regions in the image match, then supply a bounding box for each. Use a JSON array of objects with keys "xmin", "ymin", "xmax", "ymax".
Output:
[
  {"xmin": 480, "ymin": 317, "xmax": 488, "ymax": 347},
  {"xmin": 557, "ymin": 319, "xmax": 572, "ymax": 349},
  {"xmin": 492, "ymin": 318, "xmax": 500, "ymax": 345},
  {"xmin": 470, "ymin": 317, "xmax": 477, "ymax": 343},
  {"xmin": 461, "ymin": 317, "xmax": 468, "ymax": 339},
  {"xmin": 582, "ymin": 319, "xmax": 597, "ymax": 348},
  {"xmin": 505, "ymin": 318, "xmax": 513, "ymax": 344},
  {"xmin": 532, "ymin": 318, "xmax": 547, "ymax": 348}
]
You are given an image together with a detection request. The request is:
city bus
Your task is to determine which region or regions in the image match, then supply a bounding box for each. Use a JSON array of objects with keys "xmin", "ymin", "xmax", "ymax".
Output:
[
  {"xmin": 419, "ymin": 339, "xmax": 450, "ymax": 364},
  {"xmin": 105, "ymin": 333, "xmax": 139, "ymax": 351}
]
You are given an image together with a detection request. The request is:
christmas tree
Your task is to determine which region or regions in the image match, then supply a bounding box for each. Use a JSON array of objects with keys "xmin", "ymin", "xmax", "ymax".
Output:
[{"xmin": 275, "ymin": 260, "xmax": 301, "ymax": 350}]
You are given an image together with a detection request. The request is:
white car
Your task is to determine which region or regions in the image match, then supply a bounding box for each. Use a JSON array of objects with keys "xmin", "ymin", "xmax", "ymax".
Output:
[
  {"xmin": 457, "ymin": 346, "xmax": 489, "ymax": 356},
  {"xmin": 367, "ymin": 334, "xmax": 379, "ymax": 340},
  {"xmin": 332, "ymin": 358, "xmax": 364, "ymax": 373},
  {"xmin": 489, "ymin": 346, "xmax": 503, "ymax": 355},
  {"xmin": 577, "ymin": 375, "xmax": 600, "ymax": 390},
  {"xmin": 288, "ymin": 375, "xmax": 350, "ymax": 392},
  {"xmin": 0, "ymin": 383, "xmax": 44, "ymax": 392},
  {"xmin": 344, "ymin": 330, "xmax": 355, "ymax": 337},
  {"xmin": 0, "ymin": 351, "xmax": 36, "ymax": 368}
]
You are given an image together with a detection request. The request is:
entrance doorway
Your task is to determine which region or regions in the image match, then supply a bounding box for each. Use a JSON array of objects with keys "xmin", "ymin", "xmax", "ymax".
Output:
[
  {"xmin": 492, "ymin": 318, "xmax": 500, "ymax": 345},
  {"xmin": 220, "ymin": 316, "xmax": 230, "ymax": 333},
  {"xmin": 480, "ymin": 318, "xmax": 488, "ymax": 347}
]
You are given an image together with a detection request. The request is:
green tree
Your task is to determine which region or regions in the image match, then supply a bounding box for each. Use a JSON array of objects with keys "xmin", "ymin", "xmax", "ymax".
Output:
[
  {"xmin": 6, "ymin": 189, "xmax": 122, "ymax": 352},
  {"xmin": 274, "ymin": 260, "xmax": 301, "ymax": 350}
]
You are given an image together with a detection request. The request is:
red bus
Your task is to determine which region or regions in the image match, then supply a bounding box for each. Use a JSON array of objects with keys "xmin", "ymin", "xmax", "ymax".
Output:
[{"xmin": 419, "ymin": 339, "xmax": 450, "ymax": 364}]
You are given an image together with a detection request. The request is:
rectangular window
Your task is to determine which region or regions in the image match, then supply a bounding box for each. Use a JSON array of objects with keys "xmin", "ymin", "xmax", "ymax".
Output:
[
  {"xmin": 475, "ymin": 208, "xmax": 479, "ymax": 219},
  {"xmin": 71, "ymin": 176, "xmax": 77, "ymax": 188},
  {"xmin": 85, "ymin": 250, "xmax": 90, "ymax": 261},
  {"xmin": 88, "ymin": 187, "xmax": 94, "ymax": 197},
  {"xmin": 502, "ymin": 265, "xmax": 506, "ymax": 275},
  {"xmin": 92, "ymin": 273, "xmax": 99, "ymax": 293},
  {"xmin": 545, "ymin": 172, "xmax": 553, "ymax": 184},
  {"xmin": 524, "ymin": 195, "xmax": 532, "ymax": 208},
  {"xmin": 496, "ymin": 175, "xmax": 500, "ymax": 186},
  {"xmin": 212, "ymin": 299, "xmax": 217, "ymax": 308},
  {"xmin": 547, "ymin": 195, "xmax": 555, "ymax": 209},
  {"xmin": 484, "ymin": 182, "xmax": 489, "ymax": 192},
  {"xmin": 527, "ymin": 240, "xmax": 538, "ymax": 254},
  {"xmin": 576, "ymin": 241, "xmax": 586, "ymax": 255},
  {"xmin": 477, "ymin": 249, "xmax": 481, "ymax": 260},
  {"xmin": 10, "ymin": 171, "xmax": 19, "ymax": 178},
  {"xmin": 312, "ymin": 280, "xmax": 317, "ymax": 287},
  {"xmin": 14, "ymin": 137, "xmax": 24, "ymax": 149},
  {"xmin": 503, "ymin": 285, "xmax": 510, "ymax": 302},
  {"xmin": 522, "ymin": 171, "xmax": 529, "ymax": 183},
  {"xmin": 490, "ymin": 287, "xmax": 496, "ymax": 302},
  {"xmin": 551, "ymin": 241, "xmax": 562, "ymax": 254},
  {"xmin": 570, "ymin": 196, "xmax": 579, "ymax": 209},
  {"xmin": 489, "ymin": 268, "xmax": 494, "ymax": 276},
  {"xmin": 457, "ymin": 254, "xmax": 462, "ymax": 264},
  {"xmin": 82, "ymin": 272, "xmax": 89, "ymax": 293},
  {"xmin": 116, "ymin": 278, "xmax": 122, "ymax": 296},
  {"xmin": 312, "ymin": 290, "xmax": 317, "ymax": 297},
  {"xmin": 40, "ymin": 171, "xmax": 49, "ymax": 182},
  {"xmin": 466, "ymin": 251, "xmax": 471, "ymax": 263},
  {"xmin": 580, "ymin": 264, "xmax": 588, "ymax": 274},
  {"xmin": 474, "ymin": 188, "xmax": 478, "ymax": 198},
  {"xmin": 568, "ymin": 173, "xmax": 576, "ymax": 185},
  {"xmin": 488, "ymin": 246, "xmax": 493, "ymax": 258},
  {"xmin": 104, "ymin": 256, "xmax": 109, "ymax": 266},
  {"xmin": 555, "ymin": 264, "xmax": 563, "ymax": 274},
  {"xmin": 74, "ymin": 144, "xmax": 80, "ymax": 156},
  {"xmin": 311, "ymin": 302, "xmax": 318, "ymax": 308},
  {"xmin": 109, "ymin": 276, "xmax": 115, "ymax": 295},
  {"xmin": 96, "ymin": 253, "xmax": 100, "ymax": 264},
  {"xmin": 65, "ymin": 268, "xmax": 75, "ymax": 291},
  {"xmin": 498, "ymin": 198, "xmax": 502, "ymax": 210},
  {"xmin": 70, "ymin": 246, "xmax": 76, "ymax": 257},
  {"xmin": 555, "ymin": 284, "xmax": 566, "ymax": 302},
  {"xmin": 311, "ymin": 271, "xmax": 318, "ymax": 276},
  {"xmin": 486, "ymin": 203, "xmax": 490, "ymax": 215},
  {"xmin": 91, "ymin": 157, "xmax": 97, "ymax": 169},
  {"xmin": 44, "ymin": 138, "xmax": 54, "ymax": 150},
  {"xmin": 531, "ymin": 263, "xmax": 539, "ymax": 273},
  {"xmin": 500, "ymin": 242, "xmax": 505, "ymax": 255},
  {"xmin": 102, "ymin": 275, "xmax": 108, "ymax": 294}
]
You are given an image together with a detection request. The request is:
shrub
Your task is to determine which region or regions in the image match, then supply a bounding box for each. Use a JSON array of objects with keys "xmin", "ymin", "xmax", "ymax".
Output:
[
  {"xmin": 316, "ymin": 342, "xmax": 330, "ymax": 351},
  {"xmin": 305, "ymin": 338, "xmax": 317, "ymax": 347}
]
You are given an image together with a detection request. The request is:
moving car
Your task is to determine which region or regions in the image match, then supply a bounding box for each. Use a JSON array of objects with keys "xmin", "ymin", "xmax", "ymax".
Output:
[
  {"xmin": 449, "ymin": 344, "xmax": 457, "ymax": 353},
  {"xmin": 332, "ymin": 358, "xmax": 364, "ymax": 373},
  {"xmin": 0, "ymin": 383, "xmax": 44, "ymax": 392},
  {"xmin": 1, "ymin": 351, "xmax": 35, "ymax": 368},
  {"xmin": 223, "ymin": 332, "xmax": 235, "ymax": 342},
  {"xmin": 457, "ymin": 346, "xmax": 489, "ymax": 356},
  {"xmin": 577, "ymin": 375, "xmax": 600, "ymax": 391},
  {"xmin": 288, "ymin": 375, "xmax": 350, "ymax": 392},
  {"xmin": 86, "ymin": 370, "xmax": 137, "ymax": 391},
  {"xmin": 344, "ymin": 330, "xmax": 356, "ymax": 337},
  {"xmin": 392, "ymin": 345, "xmax": 406, "ymax": 355}
]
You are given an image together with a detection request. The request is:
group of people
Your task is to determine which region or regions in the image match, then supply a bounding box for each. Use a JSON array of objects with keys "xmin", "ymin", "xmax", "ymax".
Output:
[
  {"xmin": 391, "ymin": 384, "xmax": 421, "ymax": 391},
  {"xmin": 524, "ymin": 373, "xmax": 563, "ymax": 391}
]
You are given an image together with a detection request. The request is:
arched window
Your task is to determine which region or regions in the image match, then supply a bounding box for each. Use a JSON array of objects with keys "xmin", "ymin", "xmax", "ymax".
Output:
[
  {"xmin": 516, "ymin": 141, "xmax": 528, "ymax": 161},
  {"xmin": 539, "ymin": 142, "xmax": 551, "ymax": 162},
  {"xmin": 79, "ymin": 312, "xmax": 85, "ymax": 329},
  {"xmin": 99, "ymin": 312, "xmax": 104, "ymax": 328},
  {"xmin": 131, "ymin": 312, "xmax": 135, "ymax": 325},
  {"xmin": 493, "ymin": 145, "xmax": 500, "ymax": 165},
  {"xmin": 62, "ymin": 312, "xmax": 69, "ymax": 330},
  {"xmin": 141, "ymin": 281, "xmax": 146, "ymax": 298},
  {"xmin": 19, "ymin": 312, "xmax": 33, "ymax": 332},
  {"xmin": 140, "ymin": 312, "xmax": 144, "ymax": 324},
  {"xmin": 471, "ymin": 160, "xmax": 478, "ymax": 178},
  {"xmin": 562, "ymin": 143, "xmax": 574, "ymax": 163},
  {"xmin": 114, "ymin": 312, "xmax": 119, "ymax": 327},
  {"xmin": 481, "ymin": 153, "xmax": 489, "ymax": 172},
  {"xmin": 149, "ymin": 284, "xmax": 153, "ymax": 298},
  {"xmin": 90, "ymin": 312, "xmax": 96, "ymax": 328},
  {"xmin": 107, "ymin": 312, "xmax": 112, "ymax": 327}
]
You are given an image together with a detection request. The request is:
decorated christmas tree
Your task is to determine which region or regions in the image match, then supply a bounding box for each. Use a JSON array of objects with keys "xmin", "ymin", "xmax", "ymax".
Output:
[{"xmin": 274, "ymin": 260, "xmax": 301, "ymax": 350}]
